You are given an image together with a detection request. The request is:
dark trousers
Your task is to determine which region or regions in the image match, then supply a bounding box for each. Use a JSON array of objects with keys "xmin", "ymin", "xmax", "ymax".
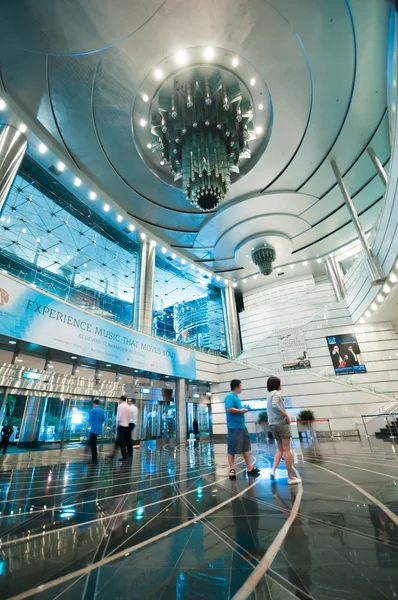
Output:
[
  {"xmin": 0, "ymin": 436, "xmax": 10, "ymax": 455},
  {"xmin": 89, "ymin": 432, "xmax": 99, "ymax": 462},
  {"xmin": 115, "ymin": 425, "xmax": 129, "ymax": 459},
  {"xmin": 127, "ymin": 423, "xmax": 135, "ymax": 456}
]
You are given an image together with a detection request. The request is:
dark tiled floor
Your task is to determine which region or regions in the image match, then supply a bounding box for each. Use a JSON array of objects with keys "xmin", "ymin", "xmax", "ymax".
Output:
[{"xmin": 0, "ymin": 439, "xmax": 398, "ymax": 599}]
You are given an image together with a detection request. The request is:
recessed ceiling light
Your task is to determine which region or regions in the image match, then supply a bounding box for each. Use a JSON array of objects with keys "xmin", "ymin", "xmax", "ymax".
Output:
[
  {"xmin": 104, "ymin": 203, "xmax": 110, "ymax": 212},
  {"xmin": 142, "ymin": 93, "xmax": 149, "ymax": 103},
  {"xmin": 154, "ymin": 68, "xmax": 163, "ymax": 80},
  {"xmin": 216, "ymin": 275, "xmax": 220, "ymax": 281},
  {"xmin": 128, "ymin": 223, "xmax": 135, "ymax": 232},
  {"xmin": 190, "ymin": 263, "xmax": 195, "ymax": 269},
  {"xmin": 203, "ymin": 47, "xmax": 214, "ymax": 60},
  {"xmin": 151, "ymin": 240, "xmax": 157, "ymax": 246},
  {"xmin": 233, "ymin": 282, "xmax": 237, "ymax": 288},
  {"xmin": 290, "ymin": 264, "xmax": 295, "ymax": 269},
  {"xmin": 74, "ymin": 177, "xmax": 81, "ymax": 187},
  {"xmin": 253, "ymin": 275, "xmax": 258, "ymax": 279},
  {"xmin": 22, "ymin": 228, "xmax": 26, "ymax": 234},
  {"xmin": 8, "ymin": 340, "xmax": 16, "ymax": 345},
  {"xmin": 232, "ymin": 57, "xmax": 239, "ymax": 67},
  {"xmin": 250, "ymin": 77, "xmax": 256, "ymax": 86},
  {"xmin": 71, "ymin": 356, "xmax": 77, "ymax": 359},
  {"xmin": 55, "ymin": 247, "xmax": 59, "ymax": 252},
  {"xmin": 161, "ymin": 247, "xmax": 167, "ymax": 254},
  {"xmin": 147, "ymin": 143, "xmax": 152, "ymax": 149},
  {"xmin": 140, "ymin": 232, "xmax": 146, "ymax": 240},
  {"xmin": 48, "ymin": 365, "xmax": 54, "ymax": 368},
  {"xmin": 223, "ymin": 278, "xmax": 228, "ymax": 284},
  {"xmin": 38, "ymin": 143, "xmax": 47, "ymax": 154},
  {"xmin": 317, "ymin": 258, "xmax": 322, "ymax": 263},
  {"xmin": 175, "ymin": 50, "xmax": 188, "ymax": 64},
  {"xmin": 171, "ymin": 253, "xmax": 176, "ymax": 259},
  {"xmin": 303, "ymin": 261, "xmax": 308, "ymax": 266},
  {"xmin": 371, "ymin": 303, "xmax": 378, "ymax": 311},
  {"xmin": 255, "ymin": 126, "xmax": 263, "ymax": 134},
  {"xmin": 365, "ymin": 310, "xmax": 371, "ymax": 318},
  {"xmin": 16, "ymin": 359, "xmax": 23, "ymax": 362},
  {"xmin": 377, "ymin": 294, "xmax": 384, "ymax": 303},
  {"xmin": 106, "ymin": 363, "xmax": 112, "ymax": 367},
  {"xmin": 258, "ymin": 103, "xmax": 264, "ymax": 111},
  {"xmin": 19, "ymin": 123, "xmax": 27, "ymax": 133},
  {"xmin": 390, "ymin": 272, "xmax": 397, "ymax": 283},
  {"xmin": 359, "ymin": 317, "xmax": 365, "ymax": 324},
  {"xmin": 117, "ymin": 215, "xmax": 123, "ymax": 223},
  {"xmin": 139, "ymin": 118, "xmax": 147, "ymax": 127},
  {"xmin": 383, "ymin": 283, "xmax": 391, "ymax": 294},
  {"xmin": 0, "ymin": 99, "xmax": 6, "ymax": 110},
  {"xmin": 181, "ymin": 258, "xmax": 186, "ymax": 265},
  {"xmin": 36, "ymin": 237, "xmax": 41, "ymax": 243},
  {"xmin": 57, "ymin": 161, "xmax": 65, "ymax": 172},
  {"xmin": 276, "ymin": 267, "xmax": 281, "ymax": 272},
  {"xmin": 89, "ymin": 191, "xmax": 96, "ymax": 200}
]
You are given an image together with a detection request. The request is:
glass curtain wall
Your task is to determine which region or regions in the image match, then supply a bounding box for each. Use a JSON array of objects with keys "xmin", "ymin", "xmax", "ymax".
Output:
[
  {"xmin": 0, "ymin": 169, "xmax": 137, "ymax": 327},
  {"xmin": 152, "ymin": 256, "xmax": 226, "ymax": 353}
]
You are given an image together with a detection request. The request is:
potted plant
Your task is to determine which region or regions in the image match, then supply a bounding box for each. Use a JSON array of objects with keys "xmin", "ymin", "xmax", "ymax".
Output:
[
  {"xmin": 297, "ymin": 409, "xmax": 314, "ymax": 435},
  {"xmin": 258, "ymin": 410, "xmax": 273, "ymax": 440}
]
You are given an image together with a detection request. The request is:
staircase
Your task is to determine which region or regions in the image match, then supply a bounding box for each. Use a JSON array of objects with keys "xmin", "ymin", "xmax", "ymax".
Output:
[{"xmin": 375, "ymin": 416, "xmax": 398, "ymax": 440}]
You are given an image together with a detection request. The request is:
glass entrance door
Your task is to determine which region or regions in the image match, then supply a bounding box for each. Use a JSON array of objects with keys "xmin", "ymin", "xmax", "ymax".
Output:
[
  {"xmin": 141, "ymin": 402, "xmax": 159, "ymax": 440},
  {"xmin": 63, "ymin": 398, "xmax": 93, "ymax": 447}
]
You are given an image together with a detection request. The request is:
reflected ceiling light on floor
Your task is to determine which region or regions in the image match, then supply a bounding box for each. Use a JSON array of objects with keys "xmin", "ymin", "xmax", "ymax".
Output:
[
  {"xmin": 233, "ymin": 282, "xmax": 237, "ymax": 287},
  {"xmin": 303, "ymin": 261, "xmax": 308, "ymax": 266},
  {"xmin": 255, "ymin": 126, "xmax": 263, "ymax": 134},
  {"xmin": 253, "ymin": 275, "xmax": 258, "ymax": 279},
  {"xmin": 140, "ymin": 232, "xmax": 146, "ymax": 240},
  {"xmin": 223, "ymin": 278, "xmax": 228, "ymax": 284},
  {"xmin": 216, "ymin": 275, "xmax": 220, "ymax": 281},
  {"xmin": 22, "ymin": 228, "xmax": 26, "ymax": 234},
  {"xmin": 377, "ymin": 294, "xmax": 384, "ymax": 303},
  {"xmin": 383, "ymin": 283, "xmax": 391, "ymax": 294},
  {"xmin": 154, "ymin": 68, "xmax": 163, "ymax": 80},
  {"xmin": 89, "ymin": 191, "xmax": 96, "ymax": 200},
  {"xmin": 57, "ymin": 161, "xmax": 66, "ymax": 172},
  {"xmin": 250, "ymin": 77, "xmax": 256, "ymax": 86},
  {"xmin": 139, "ymin": 118, "xmax": 147, "ymax": 127},
  {"xmin": 190, "ymin": 263, "xmax": 195, "ymax": 269},
  {"xmin": 104, "ymin": 203, "xmax": 110, "ymax": 212},
  {"xmin": 317, "ymin": 258, "xmax": 322, "ymax": 263},
  {"xmin": 0, "ymin": 99, "xmax": 6, "ymax": 110},
  {"xmin": 36, "ymin": 237, "xmax": 41, "ymax": 243},
  {"xmin": 142, "ymin": 93, "xmax": 149, "ymax": 103},
  {"xmin": 147, "ymin": 143, "xmax": 152, "ymax": 149},
  {"xmin": 161, "ymin": 247, "xmax": 167, "ymax": 254},
  {"xmin": 181, "ymin": 258, "xmax": 186, "ymax": 265},
  {"xmin": 390, "ymin": 272, "xmax": 398, "ymax": 283},
  {"xmin": 19, "ymin": 123, "xmax": 27, "ymax": 133},
  {"xmin": 243, "ymin": 279, "xmax": 247, "ymax": 283},
  {"xmin": 232, "ymin": 57, "xmax": 239, "ymax": 67},
  {"xmin": 117, "ymin": 215, "xmax": 123, "ymax": 222},
  {"xmin": 290, "ymin": 264, "xmax": 295, "ymax": 269},
  {"xmin": 258, "ymin": 103, "xmax": 264, "ymax": 110},
  {"xmin": 74, "ymin": 177, "xmax": 81, "ymax": 187},
  {"xmin": 128, "ymin": 223, "xmax": 135, "ymax": 231},
  {"xmin": 171, "ymin": 253, "xmax": 176, "ymax": 259},
  {"xmin": 38, "ymin": 143, "xmax": 47, "ymax": 154}
]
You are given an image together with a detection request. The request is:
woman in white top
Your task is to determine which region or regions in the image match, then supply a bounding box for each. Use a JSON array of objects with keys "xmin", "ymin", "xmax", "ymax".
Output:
[{"xmin": 267, "ymin": 376, "xmax": 301, "ymax": 485}]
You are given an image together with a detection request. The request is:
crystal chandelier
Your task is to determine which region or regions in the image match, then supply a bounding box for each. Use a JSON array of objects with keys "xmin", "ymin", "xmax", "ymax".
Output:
[
  {"xmin": 148, "ymin": 68, "xmax": 257, "ymax": 211},
  {"xmin": 252, "ymin": 245, "xmax": 276, "ymax": 276}
]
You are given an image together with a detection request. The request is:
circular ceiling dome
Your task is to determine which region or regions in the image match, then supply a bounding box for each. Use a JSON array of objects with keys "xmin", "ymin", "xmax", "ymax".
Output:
[{"xmin": 132, "ymin": 47, "xmax": 272, "ymax": 210}]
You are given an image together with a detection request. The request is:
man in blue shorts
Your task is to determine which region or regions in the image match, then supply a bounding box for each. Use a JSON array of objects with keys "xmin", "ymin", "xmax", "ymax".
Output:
[{"xmin": 225, "ymin": 379, "xmax": 260, "ymax": 479}]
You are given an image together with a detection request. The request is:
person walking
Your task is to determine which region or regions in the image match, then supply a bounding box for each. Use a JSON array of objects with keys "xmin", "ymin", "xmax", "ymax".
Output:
[
  {"xmin": 109, "ymin": 396, "xmax": 130, "ymax": 462},
  {"xmin": 225, "ymin": 379, "xmax": 260, "ymax": 479},
  {"xmin": 127, "ymin": 399, "xmax": 139, "ymax": 457},
  {"xmin": 0, "ymin": 421, "xmax": 13, "ymax": 455},
  {"xmin": 193, "ymin": 418, "xmax": 199, "ymax": 439},
  {"xmin": 267, "ymin": 376, "xmax": 301, "ymax": 485},
  {"xmin": 88, "ymin": 399, "xmax": 105, "ymax": 464}
]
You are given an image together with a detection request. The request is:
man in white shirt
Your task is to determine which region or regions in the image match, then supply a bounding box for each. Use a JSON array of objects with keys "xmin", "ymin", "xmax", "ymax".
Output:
[
  {"xmin": 109, "ymin": 396, "xmax": 131, "ymax": 462},
  {"xmin": 127, "ymin": 399, "xmax": 139, "ymax": 456}
]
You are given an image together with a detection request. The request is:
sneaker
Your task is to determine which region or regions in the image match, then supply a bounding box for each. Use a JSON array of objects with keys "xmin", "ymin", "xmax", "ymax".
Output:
[{"xmin": 288, "ymin": 477, "xmax": 302, "ymax": 485}]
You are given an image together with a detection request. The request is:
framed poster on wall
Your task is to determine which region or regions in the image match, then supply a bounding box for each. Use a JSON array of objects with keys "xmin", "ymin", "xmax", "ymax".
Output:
[
  {"xmin": 278, "ymin": 330, "xmax": 311, "ymax": 371},
  {"xmin": 326, "ymin": 333, "xmax": 366, "ymax": 375}
]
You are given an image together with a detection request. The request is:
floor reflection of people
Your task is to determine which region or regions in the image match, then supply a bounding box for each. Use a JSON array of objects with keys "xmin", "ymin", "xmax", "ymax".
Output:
[
  {"xmin": 272, "ymin": 486, "xmax": 312, "ymax": 599},
  {"xmin": 230, "ymin": 478, "xmax": 270, "ymax": 598}
]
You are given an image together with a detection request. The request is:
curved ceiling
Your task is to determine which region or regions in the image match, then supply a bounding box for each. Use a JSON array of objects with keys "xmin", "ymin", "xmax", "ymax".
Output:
[{"xmin": 0, "ymin": 0, "xmax": 391, "ymax": 282}]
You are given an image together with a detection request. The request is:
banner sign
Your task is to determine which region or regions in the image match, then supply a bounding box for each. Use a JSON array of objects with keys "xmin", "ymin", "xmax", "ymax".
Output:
[
  {"xmin": 326, "ymin": 333, "xmax": 366, "ymax": 375},
  {"xmin": 278, "ymin": 330, "xmax": 311, "ymax": 371},
  {"xmin": 0, "ymin": 274, "xmax": 196, "ymax": 379}
]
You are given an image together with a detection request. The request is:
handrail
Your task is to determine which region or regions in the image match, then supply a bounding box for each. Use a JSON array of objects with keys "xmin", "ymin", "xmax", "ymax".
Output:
[{"xmin": 362, "ymin": 412, "xmax": 398, "ymax": 418}]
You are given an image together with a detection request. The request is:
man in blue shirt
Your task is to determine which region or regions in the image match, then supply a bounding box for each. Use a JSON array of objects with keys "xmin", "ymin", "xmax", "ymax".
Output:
[
  {"xmin": 88, "ymin": 399, "xmax": 105, "ymax": 463},
  {"xmin": 225, "ymin": 379, "xmax": 260, "ymax": 479}
]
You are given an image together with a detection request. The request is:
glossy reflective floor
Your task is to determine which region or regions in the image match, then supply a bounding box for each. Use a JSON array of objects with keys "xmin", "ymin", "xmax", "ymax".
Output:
[{"xmin": 1, "ymin": 439, "xmax": 398, "ymax": 599}]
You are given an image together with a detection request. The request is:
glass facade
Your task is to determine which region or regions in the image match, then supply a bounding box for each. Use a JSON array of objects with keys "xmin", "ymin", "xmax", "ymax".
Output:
[
  {"xmin": 0, "ymin": 159, "xmax": 227, "ymax": 355},
  {"xmin": 153, "ymin": 256, "xmax": 226, "ymax": 353}
]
